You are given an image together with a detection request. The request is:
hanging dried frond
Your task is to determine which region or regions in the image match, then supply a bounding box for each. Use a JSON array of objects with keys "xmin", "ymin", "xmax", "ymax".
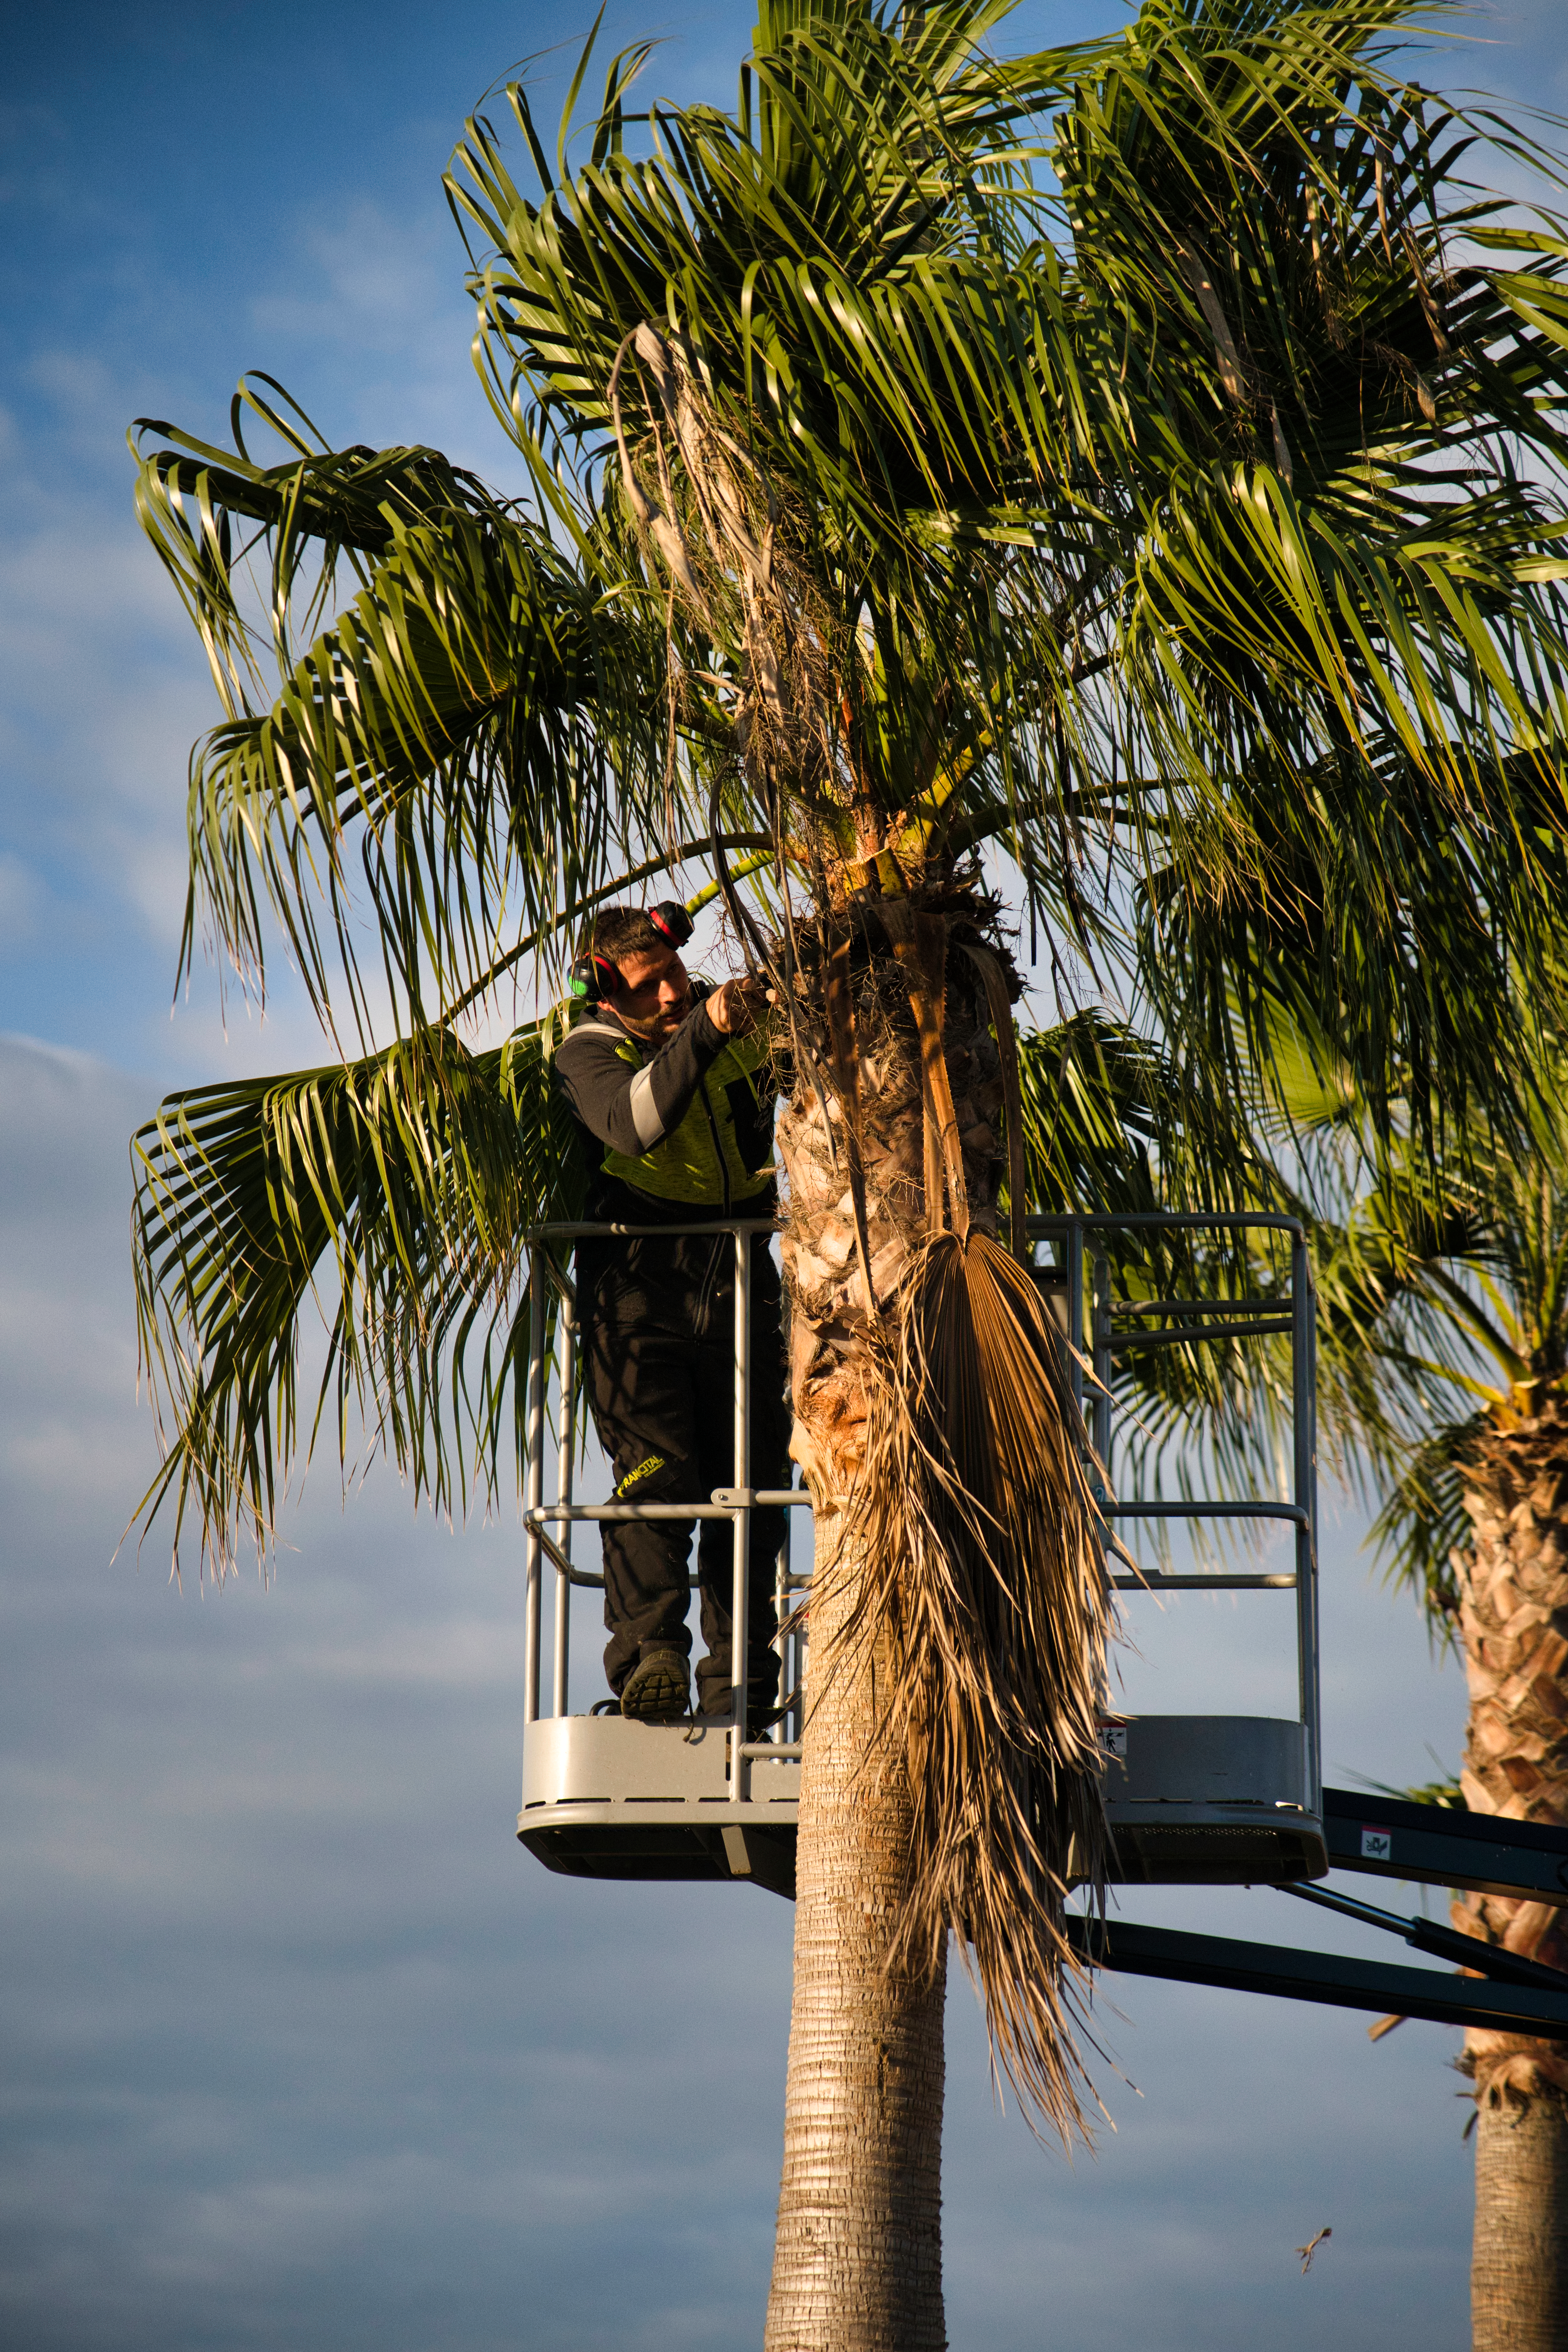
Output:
[
  {"xmin": 847, "ymin": 1226, "xmax": 1114, "ymax": 2139},
  {"xmin": 778, "ymin": 884, "xmax": 1112, "ymax": 2141},
  {"xmin": 608, "ymin": 323, "xmax": 843, "ymax": 824}
]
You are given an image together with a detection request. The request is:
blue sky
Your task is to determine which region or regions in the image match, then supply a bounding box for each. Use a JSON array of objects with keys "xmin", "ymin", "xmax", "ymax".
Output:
[{"xmin": 4, "ymin": 5, "xmax": 1568, "ymax": 2347}]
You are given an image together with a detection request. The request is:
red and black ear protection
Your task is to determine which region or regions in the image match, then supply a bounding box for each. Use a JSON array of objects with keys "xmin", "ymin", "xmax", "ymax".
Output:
[
  {"xmin": 570, "ymin": 902, "xmax": 695, "ymax": 1004},
  {"xmin": 646, "ymin": 900, "xmax": 694, "ymax": 949},
  {"xmin": 569, "ymin": 947, "xmax": 619, "ymax": 1006}
]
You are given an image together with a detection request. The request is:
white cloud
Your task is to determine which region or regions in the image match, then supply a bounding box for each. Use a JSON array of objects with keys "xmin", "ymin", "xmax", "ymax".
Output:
[{"xmin": 250, "ymin": 198, "xmax": 453, "ymax": 353}]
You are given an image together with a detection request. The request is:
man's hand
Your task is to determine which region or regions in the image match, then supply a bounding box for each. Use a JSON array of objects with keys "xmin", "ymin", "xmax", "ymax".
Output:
[{"xmin": 708, "ymin": 976, "xmax": 767, "ymax": 1036}]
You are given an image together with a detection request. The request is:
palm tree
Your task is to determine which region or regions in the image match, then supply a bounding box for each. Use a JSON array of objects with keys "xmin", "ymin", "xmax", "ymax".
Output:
[
  {"xmin": 128, "ymin": 4, "xmax": 1568, "ymax": 2341},
  {"xmin": 1286, "ymin": 1055, "xmax": 1568, "ymax": 2352}
]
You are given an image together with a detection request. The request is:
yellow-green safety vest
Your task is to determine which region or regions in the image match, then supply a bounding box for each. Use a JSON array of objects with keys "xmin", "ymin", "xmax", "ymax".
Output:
[{"xmin": 586, "ymin": 1022, "xmax": 775, "ymax": 1208}]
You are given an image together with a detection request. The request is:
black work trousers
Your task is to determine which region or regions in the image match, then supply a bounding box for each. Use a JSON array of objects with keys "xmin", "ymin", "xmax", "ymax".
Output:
[{"xmin": 578, "ymin": 1218, "xmax": 791, "ymax": 1718}]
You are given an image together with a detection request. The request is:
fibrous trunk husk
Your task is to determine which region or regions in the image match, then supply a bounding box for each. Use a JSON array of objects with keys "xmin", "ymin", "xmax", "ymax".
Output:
[
  {"xmin": 777, "ymin": 887, "xmax": 1112, "ymax": 2145},
  {"xmin": 848, "ymin": 1225, "xmax": 1110, "ymax": 2131}
]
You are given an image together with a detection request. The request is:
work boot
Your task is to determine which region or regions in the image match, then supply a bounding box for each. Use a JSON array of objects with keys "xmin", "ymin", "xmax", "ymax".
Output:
[{"xmin": 619, "ymin": 1647, "xmax": 691, "ymax": 1723}]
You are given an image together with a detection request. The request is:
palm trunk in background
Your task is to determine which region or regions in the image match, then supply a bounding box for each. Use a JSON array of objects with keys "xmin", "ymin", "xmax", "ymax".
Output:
[
  {"xmin": 1453, "ymin": 1395, "xmax": 1568, "ymax": 2350},
  {"xmin": 764, "ymin": 927, "xmax": 1006, "ymax": 2350}
]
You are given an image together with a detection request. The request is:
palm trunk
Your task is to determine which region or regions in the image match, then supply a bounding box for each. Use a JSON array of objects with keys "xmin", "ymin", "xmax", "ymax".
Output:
[
  {"xmin": 763, "ymin": 917, "xmax": 1005, "ymax": 2349},
  {"xmin": 1473, "ymin": 2094, "xmax": 1568, "ymax": 2350},
  {"xmin": 765, "ymin": 1501, "xmax": 947, "ymax": 2350},
  {"xmin": 1452, "ymin": 1395, "xmax": 1568, "ymax": 2349}
]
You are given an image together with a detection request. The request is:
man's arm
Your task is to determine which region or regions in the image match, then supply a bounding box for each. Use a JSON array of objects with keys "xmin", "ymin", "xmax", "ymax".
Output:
[{"xmin": 555, "ymin": 1000, "xmax": 728, "ymax": 1156}]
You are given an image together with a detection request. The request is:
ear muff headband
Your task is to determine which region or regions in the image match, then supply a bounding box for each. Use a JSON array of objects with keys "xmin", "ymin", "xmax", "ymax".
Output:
[{"xmin": 646, "ymin": 899, "xmax": 694, "ymax": 949}]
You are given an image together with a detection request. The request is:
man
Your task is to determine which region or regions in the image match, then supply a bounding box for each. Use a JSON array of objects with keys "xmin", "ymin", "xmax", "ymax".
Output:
[{"xmin": 553, "ymin": 905, "xmax": 791, "ymax": 1725}]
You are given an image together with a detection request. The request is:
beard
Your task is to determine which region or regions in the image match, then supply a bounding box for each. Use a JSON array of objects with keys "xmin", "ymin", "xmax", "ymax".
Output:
[{"xmin": 617, "ymin": 987, "xmax": 691, "ymax": 1042}]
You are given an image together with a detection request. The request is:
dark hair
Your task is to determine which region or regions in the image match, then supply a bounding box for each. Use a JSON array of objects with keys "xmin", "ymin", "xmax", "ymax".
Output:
[{"xmin": 587, "ymin": 906, "xmax": 663, "ymax": 969}]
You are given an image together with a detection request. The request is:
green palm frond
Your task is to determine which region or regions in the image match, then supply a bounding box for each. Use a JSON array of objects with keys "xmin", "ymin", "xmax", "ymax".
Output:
[
  {"xmin": 1072, "ymin": 3, "xmax": 1568, "ymax": 1144},
  {"xmin": 221, "ymin": 518, "xmax": 660, "ymax": 1024},
  {"xmin": 445, "ymin": 5, "xmax": 1127, "ymax": 894},
  {"xmin": 1015, "ymin": 1009, "xmax": 1272, "ymax": 1222},
  {"xmin": 1140, "ymin": 744, "xmax": 1568, "ymax": 1156},
  {"xmin": 450, "ymin": 0, "xmax": 1073, "ymax": 520},
  {"xmin": 1011, "ymin": 986, "xmax": 1492, "ymax": 1536},
  {"xmin": 131, "ymin": 376, "xmax": 512, "ymax": 697},
  {"xmin": 137, "ymin": 1000, "xmax": 1262, "ymax": 1575},
  {"xmin": 1055, "ymin": 0, "xmax": 1568, "ymax": 697},
  {"xmin": 1350, "ymin": 1761, "xmax": 1466, "ymax": 1807},
  {"xmin": 1195, "ymin": 972, "xmax": 1568, "ymax": 1622},
  {"xmin": 1011, "ymin": 1009, "xmax": 1303, "ymax": 1536},
  {"xmin": 131, "ymin": 1016, "xmax": 583, "ymax": 1575},
  {"xmin": 1368, "ymin": 1406, "xmax": 1487, "ymax": 1628},
  {"xmin": 1326, "ymin": 1116, "xmax": 1568, "ymax": 1621}
]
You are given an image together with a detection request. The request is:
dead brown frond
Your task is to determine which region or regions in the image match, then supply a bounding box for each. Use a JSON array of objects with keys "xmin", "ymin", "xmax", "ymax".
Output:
[
  {"xmin": 847, "ymin": 1224, "xmax": 1115, "ymax": 2141},
  {"xmin": 607, "ymin": 322, "xmax": 843, "ymax": 824}
]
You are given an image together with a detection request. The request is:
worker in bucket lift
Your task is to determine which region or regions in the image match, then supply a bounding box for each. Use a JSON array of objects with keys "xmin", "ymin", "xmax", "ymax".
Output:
[{"xmin": 552, "ymin": 902, "xmax": 791, "ymax": 1727}]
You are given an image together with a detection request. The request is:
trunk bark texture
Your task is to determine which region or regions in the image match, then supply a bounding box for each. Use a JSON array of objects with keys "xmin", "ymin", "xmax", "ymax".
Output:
[
  {"xmin": 764, "ymin": 1504, "xmax": 947, "ymax": 2351},
  {"xmin": 1473, "ymin": 2092, "xmax": 1568, "ymax": 2352},
  {"xmin": 764, "ymin": 923, "xmax": 1004, "ymax": 2351},
  {"xmin": 1453, "ymin": 1395, "xmax": 1568, "ymax": 2350}
]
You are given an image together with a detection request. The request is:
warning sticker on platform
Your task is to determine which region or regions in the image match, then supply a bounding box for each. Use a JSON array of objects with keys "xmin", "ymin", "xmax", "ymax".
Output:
[
  {"xmin": 1361, "ymin": 1826, "xmax": 1392, "ymax": 1862},
  {"xmin": 1098, "ymin": 1724, "xmax": 1129, "ymax": 1759}
]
